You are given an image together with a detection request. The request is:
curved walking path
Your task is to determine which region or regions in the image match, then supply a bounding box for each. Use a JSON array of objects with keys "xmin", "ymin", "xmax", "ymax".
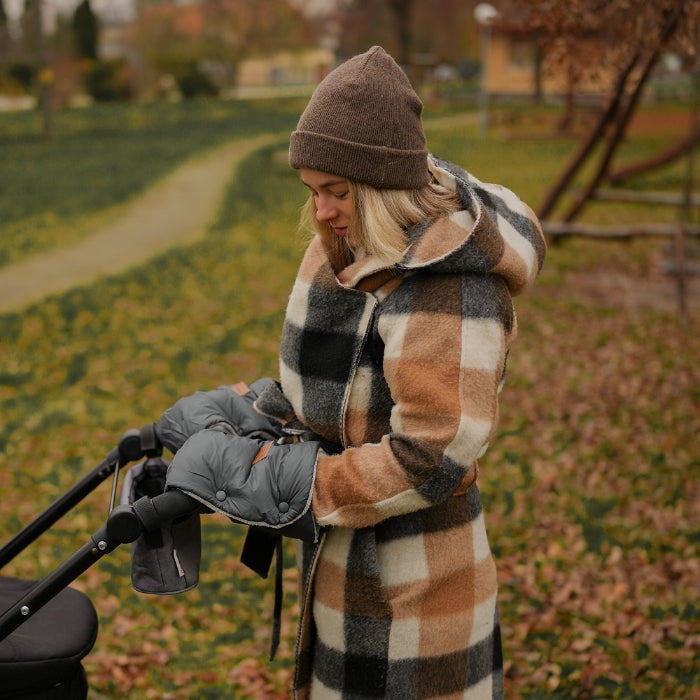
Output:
[
  {"xmin": 0, "ymin": 114, "xmax": 479, "ymax": 314},
  {"xmin": 0, "ymin": 134, "xmax": 276, "ymax": 313}
]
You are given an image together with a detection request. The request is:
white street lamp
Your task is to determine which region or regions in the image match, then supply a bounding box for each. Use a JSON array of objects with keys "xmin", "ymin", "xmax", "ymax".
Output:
[{"xmin": 474, "ymin": 3, "xmax": 498, "ymax": 133}]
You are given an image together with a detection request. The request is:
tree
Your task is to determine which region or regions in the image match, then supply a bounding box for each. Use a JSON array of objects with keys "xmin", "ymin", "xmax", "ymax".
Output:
[
  {"xmin": 387, "ymin": 0, "xmax": 413, "ymax": 66},
  {"xmin": 333, "ymin": 0, "xmax": 394, "ymax": 58},
  {"xmin": 518, "ymin": 0, "xmax": 700, "ymax": 222},
  {"xmin": 19, "ymin": 0, "xmax": 39, "ymax": 58},
  {"xmin": 332, "ymin": 0, "xmax": 480, "ymax": 72},
  {"xmin": 17, "ymin": 0, "xmax": 52, "ymax": 139},
  {"xmin": 73, "ymin": 0, "xmax": 98, "ymax": 61},
  {"xmin": 0, "ymin": 0, "xmax": 9, "ymax": 53},
  {"xmin": 137, "ymin": 0, "xmax": 322, "ymax": 95}
]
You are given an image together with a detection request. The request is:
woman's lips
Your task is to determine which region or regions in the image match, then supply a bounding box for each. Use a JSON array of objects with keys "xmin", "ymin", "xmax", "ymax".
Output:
[{"xmin": 334, "ymin": 227, "xmax": 348, "ymax": 238}]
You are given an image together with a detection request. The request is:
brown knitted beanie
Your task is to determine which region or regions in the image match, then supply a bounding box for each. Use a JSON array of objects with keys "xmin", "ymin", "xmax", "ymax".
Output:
[{"xmin": 289, "ymin": 46, "xmax": 430, "ymax": 189}]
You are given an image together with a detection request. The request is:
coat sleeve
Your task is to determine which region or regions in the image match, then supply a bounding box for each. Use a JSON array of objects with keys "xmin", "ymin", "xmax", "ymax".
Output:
[{"xmin": 312, "ymin": 272, "xmax": 515, "ymax": 529}]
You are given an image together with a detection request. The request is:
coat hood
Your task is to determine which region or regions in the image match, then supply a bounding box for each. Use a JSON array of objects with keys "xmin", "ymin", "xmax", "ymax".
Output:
[
  {"xmin": 394, "ymin": 156, "xmax": 546, "ymax": 296},
  {"xmin": 333, "ymin": 156, "xmax": 546, "ymax": 296}
]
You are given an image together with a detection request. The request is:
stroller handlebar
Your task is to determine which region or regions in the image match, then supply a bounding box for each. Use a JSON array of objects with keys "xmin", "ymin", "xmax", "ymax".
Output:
[
  {"xmin": 1, "ymin": 424, "xmax": 162, "ymax": 571},
  {"xmin": 118, "ymin": 423, "xmax": 162, "ymax": 464},
  {"xmin": 151, "ymin": 489, "xmax": 202, "ymax": 521},
  {"xmin": 0, "ymin": 428, "xmax": 194, "ymax": 643},
  {"xmin": 106, "ymin": 490, "xmax": 201, "ymax": 545}
]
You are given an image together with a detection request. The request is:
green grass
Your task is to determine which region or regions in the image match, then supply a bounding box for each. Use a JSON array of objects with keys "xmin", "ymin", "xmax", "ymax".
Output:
[
  {"xmin": 0, "ymin": 98, "xmax": 307, "ymax": 267},
  {"xmin": 0, "ymin": 100, "xmax": 697, "ymax": 699}
]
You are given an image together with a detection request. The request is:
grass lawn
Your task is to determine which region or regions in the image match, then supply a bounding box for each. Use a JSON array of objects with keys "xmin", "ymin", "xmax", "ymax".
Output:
[
  {"xmin": 0, "ymin": 98, "xmax": 307, "ymax": 268},
  {"xmin": 0, "ymin": 99, "xmax": 697, "ymax": 699}
]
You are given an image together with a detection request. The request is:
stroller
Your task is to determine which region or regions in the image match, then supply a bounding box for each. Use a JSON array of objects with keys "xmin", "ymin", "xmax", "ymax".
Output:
[{"xmin": 0, "ymin": 424, "xmax": 203, "ymax": 699}]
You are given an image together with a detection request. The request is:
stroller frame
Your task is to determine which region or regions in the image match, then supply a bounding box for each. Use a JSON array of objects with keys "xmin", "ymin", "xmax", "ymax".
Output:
[{"xmin": 0, "ymin": 424, "xmax": 198, "ymax": 650}]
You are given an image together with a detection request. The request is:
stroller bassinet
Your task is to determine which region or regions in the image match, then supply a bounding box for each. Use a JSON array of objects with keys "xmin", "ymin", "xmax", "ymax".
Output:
[
  {"xmin": 0, "ymin": 578, "xmax": 97, "ymax": 699},
  {"xmin": 0, "ymin": 425, "xmax": 199, "ymax": 699}
]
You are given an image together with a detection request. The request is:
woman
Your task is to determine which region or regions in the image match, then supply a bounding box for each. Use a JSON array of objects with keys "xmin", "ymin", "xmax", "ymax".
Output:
[{"xmin": 158, "ymin": 46, "xmax": 546, "ymax": 699}]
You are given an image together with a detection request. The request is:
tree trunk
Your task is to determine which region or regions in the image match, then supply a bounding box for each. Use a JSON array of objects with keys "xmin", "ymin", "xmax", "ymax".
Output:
[
  {"xmin": 387, "ymin": 0, "xmax": 412, "ymax": 68},
  {"xmin": 536, "ymin": 52, "xmax": 639, "ymax": 220},
  {"xmin": 556, "ymin": 62, "xmax": 577, "ymax": 133},
  {"xmin": 562, "ymin": 54, "xmax": 658, "ymax": 221},
  {"xmin": 537, "ymin": 3, "xmax": 684, "ymax": 223},
  {"xmin": 36, "ymin": 0, "xmax": 52, "ymax": 142},
  {"xmin": 561, "ymin": 6, "xmax": 682, "ymax": 222}
]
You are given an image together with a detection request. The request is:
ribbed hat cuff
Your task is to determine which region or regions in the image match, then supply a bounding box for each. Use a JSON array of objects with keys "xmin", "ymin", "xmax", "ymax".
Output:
[{"xmin": 289, "ymin": 130, "xmax": 430, "ymax": 190}]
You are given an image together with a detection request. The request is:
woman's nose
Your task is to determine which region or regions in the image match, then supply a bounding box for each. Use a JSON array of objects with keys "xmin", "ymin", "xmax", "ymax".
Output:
[{"xmin": 316, "ymin": 196, "xmax": 336, "ymax": 222}]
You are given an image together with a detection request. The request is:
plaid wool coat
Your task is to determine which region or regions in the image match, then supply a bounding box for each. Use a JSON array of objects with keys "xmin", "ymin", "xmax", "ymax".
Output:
[{"xmin": 256, "ymin": 156, "xmax": 546, "ymax": 699}]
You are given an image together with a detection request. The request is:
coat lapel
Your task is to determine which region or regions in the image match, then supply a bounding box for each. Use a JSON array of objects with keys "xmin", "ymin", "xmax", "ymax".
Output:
[{"xmin": 279, "ymin": 238, "xmax": 379, "ymax": 446}]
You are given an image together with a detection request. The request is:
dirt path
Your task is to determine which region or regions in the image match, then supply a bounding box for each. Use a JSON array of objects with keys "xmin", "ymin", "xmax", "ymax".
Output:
[{"xmin": 0, "ymin": 134, "xmax": 275, "ymax": 313}]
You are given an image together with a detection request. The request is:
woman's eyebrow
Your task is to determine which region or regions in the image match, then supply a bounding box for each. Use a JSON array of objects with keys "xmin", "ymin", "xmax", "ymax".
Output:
[{"xmin": 301, "ymin": 178, "xmax": 347, "ymax": 189}]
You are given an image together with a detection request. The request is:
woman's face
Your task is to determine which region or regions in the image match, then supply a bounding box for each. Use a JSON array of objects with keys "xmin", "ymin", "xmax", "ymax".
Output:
[{"xmin": 300, "ymin": 168, "xmax": 354, "ymax": 240}]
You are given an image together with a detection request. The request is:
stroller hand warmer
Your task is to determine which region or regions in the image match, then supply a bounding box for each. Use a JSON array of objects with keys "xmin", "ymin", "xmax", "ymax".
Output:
[
  {"xmin": 156, "ymin": 377, "xmax": 284, "ymax": 453},
  {"xmin": 165, "ymin": 430, "xmax": 320, "ymax": 543}
]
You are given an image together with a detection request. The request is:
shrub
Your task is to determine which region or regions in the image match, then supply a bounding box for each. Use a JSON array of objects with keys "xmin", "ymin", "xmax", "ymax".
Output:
[
  {"xmin": 7, "ymin": 62, "xmax": 36, "ymax": 92},
  {"xmin": 175, "ymin": 62, "xmax": 219, "ymax": 99},
  {"xmin": 84, "ymin": 59, "xmax": 132, "ymax": 102}
]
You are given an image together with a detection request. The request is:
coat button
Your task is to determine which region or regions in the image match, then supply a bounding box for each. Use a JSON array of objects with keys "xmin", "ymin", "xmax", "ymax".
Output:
[
  {"xmin": 278, "ymin": 502, "xmax": 289, "ymax": 513},
  {"xmin": 216, "ymin": 490, "xmax": 227, "ymax": 501}
]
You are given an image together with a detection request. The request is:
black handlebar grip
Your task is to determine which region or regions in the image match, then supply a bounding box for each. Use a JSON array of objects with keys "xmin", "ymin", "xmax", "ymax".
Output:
[
  {"xmin": 105, "ymin": 504, "xmax": 144, "ymax": 544},
  {"xmin": 118, "ymin": 424, "xmax": 163, "ymax": 464},
  {"xmin": 150, "ymin": 490, "xmax": 201, "ymax": 522}
]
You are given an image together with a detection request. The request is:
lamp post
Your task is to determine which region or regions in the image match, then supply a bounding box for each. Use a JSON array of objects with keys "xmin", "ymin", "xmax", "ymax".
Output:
[{"xmin": 474, "ymin": 2, "xmax": 498, "ymax": 133}]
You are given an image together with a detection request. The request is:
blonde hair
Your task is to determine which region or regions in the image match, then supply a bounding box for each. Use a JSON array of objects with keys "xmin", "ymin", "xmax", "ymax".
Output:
[{"xmin": 300, "ymin": 180, "xmax": 461, "ymax": 272}]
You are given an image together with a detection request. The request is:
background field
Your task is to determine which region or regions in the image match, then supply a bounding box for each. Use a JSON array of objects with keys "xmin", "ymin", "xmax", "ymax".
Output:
[{"xmin": 0, "ymin": 99, "xmax": 697, "ymax": 698}]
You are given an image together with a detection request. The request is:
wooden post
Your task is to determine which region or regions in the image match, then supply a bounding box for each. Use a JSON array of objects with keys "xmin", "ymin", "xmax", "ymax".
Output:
[
  {"xmin": 677, "ymin": 26, "xmax": 700, "ymax": 326},
  {"xmin": 675, "ymin": 18, "xmax": 700, "ymax": 326}
]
